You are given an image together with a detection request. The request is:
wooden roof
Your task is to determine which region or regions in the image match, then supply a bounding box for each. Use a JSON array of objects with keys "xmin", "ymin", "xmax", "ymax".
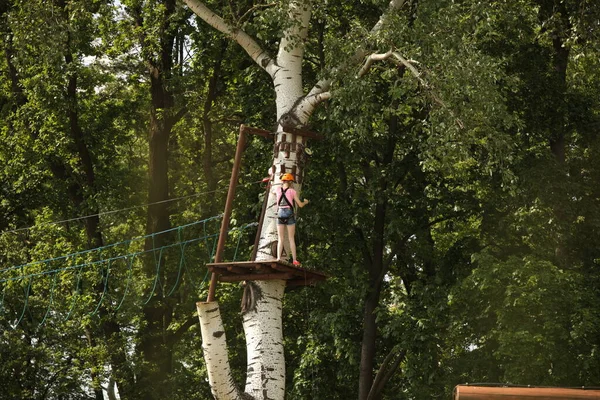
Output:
[
  {"xmin": 454, "ymin": 385, "xmax": 600, "ymax": 399},
  {"xmin": 206, "ymin": 260, "xmax": 328, "ymax": 287}
]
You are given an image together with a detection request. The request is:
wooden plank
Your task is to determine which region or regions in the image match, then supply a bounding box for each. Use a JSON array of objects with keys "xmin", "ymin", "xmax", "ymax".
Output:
[
  {"xmin": 242, "ymin": 126, "xmax": 272, "ymax": 138},
  {"xmin": 207, "ymin": 261, "xmax": 259, "ymax": 268},
  {"xmin": 207, "ymin": 260, "xmax": 328, "ymax": 283},
  {"xmin": 227, "ymin": 265, "xmax": 251, "ymax": 274},
  {"xmin": 283, "ymin": 127, "xmax": 322, "ymax": 141},
  {"xmin": 454, "ymin": 385, "xmax": 600, "ymax": 399},
  {"xmin": 270, "ymin": 263, "xmax": 296, "ymax": 273},
  {"xmin": 219, "ymin": 273, "xmax": 296, "ymax": 282}
]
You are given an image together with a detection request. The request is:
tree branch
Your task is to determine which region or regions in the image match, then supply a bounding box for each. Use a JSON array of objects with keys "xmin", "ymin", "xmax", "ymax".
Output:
[
  {"xmin": 359, "ymin": 49, "xmax": 465, "ymax": 129},
  {"xmin": 295, "ymin": 91, "xmax": 332, "ymax": 122},
  {"xmin": 277, "ymin": 0, "xmax": 311, "ymax": 63},
  {"xmin": 168, "ymin": 314, "xmax": 199, "ymax": 346},
  {"xmin": 367, "ymin": 348, "xmax": 406, "ymax": 400},
  {"xmin": 306, "ymin": 0, "xmax": 407, "ymax": 97},
  {"xmin": 183, "ymin": 0, "xmax": 275, "ymax": 76},
  {"xmin": 354, "ymin": 227, "xmax": 373, "ymax": 268},
  {"xmin": 238, "ymin": 3, "xmax": 277, "ymax": 24}
]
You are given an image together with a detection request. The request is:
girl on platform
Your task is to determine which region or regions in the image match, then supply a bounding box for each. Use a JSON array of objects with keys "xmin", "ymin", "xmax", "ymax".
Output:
[{"xmin": 273, "ymin": 173, "xmax": 309, "ymax": 266}]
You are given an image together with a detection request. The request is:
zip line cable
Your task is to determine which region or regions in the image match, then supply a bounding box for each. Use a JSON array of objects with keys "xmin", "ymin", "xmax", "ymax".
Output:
[{"xmin": 0, "ymin": 179, "xmax": 265, "ymax": 237}]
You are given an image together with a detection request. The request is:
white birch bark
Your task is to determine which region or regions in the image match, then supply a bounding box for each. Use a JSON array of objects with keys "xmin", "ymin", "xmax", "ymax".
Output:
[
  {"xmin": 197, "ymin": 302, "xmax": 245, "ymax": 400},
  {"xmin": 242, "ymin": 280, "xmax": 286, "ymax": 399}
]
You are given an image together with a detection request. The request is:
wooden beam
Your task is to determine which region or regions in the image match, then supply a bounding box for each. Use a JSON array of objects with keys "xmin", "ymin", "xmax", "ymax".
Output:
[
  {"xmin": 269, "ymin": 263, "xmax": 294, "ymax": 272},
  {"xmin": 219, "ymin": 273, "xmax": 296, "ymax": 282},
  {"xmin": 242, "ymin": 126, "xmax": 272, "ymax": 138},
  {"xmin": 283, "ymin": 126, "xmax": 322, "ymax": 141},
  {"xmin": 226, "ymin": 265, "xmax": 251, "ymax": 274}
]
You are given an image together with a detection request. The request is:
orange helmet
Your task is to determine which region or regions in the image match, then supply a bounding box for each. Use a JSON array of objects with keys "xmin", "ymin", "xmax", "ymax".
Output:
[{"xmin": 280, "ymin": 173, "xmax": 295, "ymax": 182}]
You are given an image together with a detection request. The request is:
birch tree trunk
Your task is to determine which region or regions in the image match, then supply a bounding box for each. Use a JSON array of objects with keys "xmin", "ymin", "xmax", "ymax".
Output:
[{"xmin": 185, "ymin": 0, "xmax": 405, "ymax": 398}]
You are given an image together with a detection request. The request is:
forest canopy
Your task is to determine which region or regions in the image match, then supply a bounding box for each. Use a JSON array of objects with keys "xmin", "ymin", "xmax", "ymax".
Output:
[{"xmin": 1, "ymin": 0, "xmax": 599, "ymax": 399}]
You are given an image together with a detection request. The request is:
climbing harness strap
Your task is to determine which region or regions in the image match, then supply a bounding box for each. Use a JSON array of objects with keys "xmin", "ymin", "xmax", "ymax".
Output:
[{"xmin": 277, "ymin": 188, "xmax": 295, "ymax": 224}]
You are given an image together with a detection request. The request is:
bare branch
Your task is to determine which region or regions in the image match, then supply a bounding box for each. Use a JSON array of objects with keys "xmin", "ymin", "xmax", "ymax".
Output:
[
  {"xmin": 306, "ymin": 0, "xmax": 406, "ymax": 96},
  {"xmin": 392, "ymin": 51, "xmax": 426, "ymax": 86},
  {"xmin": 358, "ymin": 50, "xmax": 394, "ymax": 77},
  {"xmin": 184, "ymin": 0, "xmax": 275, "ymax": 76},
  {"xmin": 371, "ymin": 0, "xmax": 407, "ymax": 36},
  {"xmin": 359, "ymin": 49, "xmax": 465, "ymax": 129},
  {"xmin": 296, "ymin": 91, "xmax": 332, "ymax": 121},
  {"xmin": 392, "ymin": 51, "xmax": 464, "ymax": 128}
]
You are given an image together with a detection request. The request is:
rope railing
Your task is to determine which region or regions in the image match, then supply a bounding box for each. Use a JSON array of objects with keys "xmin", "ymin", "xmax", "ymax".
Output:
[
  {"xmin": 0, "ymin": 218, "xmax": 258, "ymax": 330},
  {"xmin": 0, "ymin": 214, "xmax": 224, "ymax": 276}
]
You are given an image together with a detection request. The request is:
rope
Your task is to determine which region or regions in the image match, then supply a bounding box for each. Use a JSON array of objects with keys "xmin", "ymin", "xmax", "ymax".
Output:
[
  {"xmin": 115, "ymin": 255, "xmax": 134, "ymax": 311},
  {"xmin": 143, "ymin": 247, "xmax": 164, "ymax": 305},
  {"xmin": 12, "ymin": 277, "xmax": 32, "ymax": 330},
  {"xmin": 63, "ymin": 264, "xmax": 84, "ymax": 322},
  {"xmin": 0, "ymin": 215, "xmax": 223, "ymax": 276},
  {"xmin": 90, "ymin": 259, "xmax": 112, "ymax": 316},
  {"xmin": 166, "ymin": 228, "xmax": 186, "ymax": 297},
  {"xmin": 233, "ymin": 223, "xmax": 258, "ymax": 261},
  {"xmin": 0, "ymin": 180, "xmax": 264, "ymax": 237},
  {"xmin": 38, "ymin": 271, "xmax": 58, "ymax": 327},
  {"xmin": 0, "ymin": 233, "xmax": 221, "ymax": 284},
  {"xmin": 1, "ymin": 221, "xmax": 256, "ymax": 329}
]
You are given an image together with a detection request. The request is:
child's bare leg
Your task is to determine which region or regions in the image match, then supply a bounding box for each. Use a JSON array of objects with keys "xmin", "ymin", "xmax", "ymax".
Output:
[
  {"xmin": 277, "ymin": 223, "xmax": 286, "ymax": 260},
  {"xmin": 287, "ymin": 224, "xmax": 297, "ymax": 262}
]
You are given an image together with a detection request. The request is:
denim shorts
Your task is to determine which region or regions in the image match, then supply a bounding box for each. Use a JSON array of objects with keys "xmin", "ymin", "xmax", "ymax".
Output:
[{"xmin": 277, "ymin": 207, "xmax": 296, "ymax": 225}]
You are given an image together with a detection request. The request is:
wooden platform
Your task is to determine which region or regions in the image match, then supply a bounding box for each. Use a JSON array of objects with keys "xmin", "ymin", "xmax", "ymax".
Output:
[{"xmin": 206, "ymin": 260, "xmax": 328, "ymax": 287}]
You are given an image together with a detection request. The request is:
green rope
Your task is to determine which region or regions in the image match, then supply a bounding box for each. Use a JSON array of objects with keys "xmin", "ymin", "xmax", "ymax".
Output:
[
  {"xmin": 38, "ymin": 271, "xmax": 59, "ymax": 327},
  {"xmin": 0, "ymin": 215, "xmax": 223, "ymax": 275},
  {"xmin": 63, "ymin": 264, "xmax": 84, "ymax": 322},
  {"xmin": 90, "ymin": 259, "xmax": 112, "ymax": 317},
  {"xmin": 166, "ymin": 227, "xmax": 186, "ymax": 297},
  {"xmin": 114, "ymin": 255, "xmax": 134, "ymax": 311},
  {"xmin": 182, "ymin": 240, "xmax": 213, "ymax": 291},
  {"xmin": 0, "ymin": 235, "xmax": 214, "ymax": 284},
  {"xmin": 232, "ymin": 226, "xmax": 246, "ymax": 261},
  {"xmin": 233, "ymin": 222, "xmax": 258, "ymax": 260},
  {"xmin": 143, "ymin": 247, "xmax": 164, "ymax": 305},
  {"xmin": 12, "ymin": 277, "xmax": 32, "ymax": 330},
  {"xmin": 2, "ymin": 219, "xmax": 256, "ymax": 329},
  {"xmin": 210, "ymin": 233, "xmax": 218, "ymax": 262}
]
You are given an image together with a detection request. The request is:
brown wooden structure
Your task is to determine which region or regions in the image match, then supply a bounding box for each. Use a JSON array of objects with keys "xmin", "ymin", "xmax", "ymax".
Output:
[
  {"xmin": 205, "ymin": 124, "xmax": 327, "ymax": 302},
  {"xmin": 454, "ymin": 384, "xmax": 600, "ymax": 399},
  {"xmin": 207, "ymin": 260, "xmax": 327, "ymax": 288}
]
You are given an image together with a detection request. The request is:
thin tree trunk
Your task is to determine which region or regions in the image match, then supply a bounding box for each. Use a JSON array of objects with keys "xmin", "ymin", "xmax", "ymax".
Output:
[
  {"xmin": 64, "ymin": 23, "xmax": 137, "ymax": 398},
  {"xmin": 137, "ymin": 0, "xmax": 181, "ymax": 397},
  {"xmin": 202, "ymin": 40, "xmax": 227, "ymax": 216},
  {"xmin": 359, "ymin": 117, "xmax": 397, "ymax": 400}
]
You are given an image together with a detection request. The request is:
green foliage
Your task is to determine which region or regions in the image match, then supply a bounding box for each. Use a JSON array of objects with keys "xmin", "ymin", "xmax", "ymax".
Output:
[{"xmin": 1, "ymin": 0, "xmax": 600, "ymax": 399}]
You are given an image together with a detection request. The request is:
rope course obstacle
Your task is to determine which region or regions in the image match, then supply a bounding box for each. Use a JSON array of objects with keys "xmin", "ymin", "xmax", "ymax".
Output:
[{"xmin": 0, "ymin": 215, "xmax": 258, "ymax": 330}]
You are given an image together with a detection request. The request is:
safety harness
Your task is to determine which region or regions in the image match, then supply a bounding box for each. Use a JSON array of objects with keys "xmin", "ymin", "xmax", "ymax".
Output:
[{"xmin": 277, "ymin": 188, "xmax": 295, "ymax": 224}]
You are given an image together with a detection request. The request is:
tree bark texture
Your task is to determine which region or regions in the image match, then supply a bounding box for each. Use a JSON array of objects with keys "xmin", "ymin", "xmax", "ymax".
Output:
[{"xmin": 197, "ymin": 302, "xmax": 247, "ymax": 400}]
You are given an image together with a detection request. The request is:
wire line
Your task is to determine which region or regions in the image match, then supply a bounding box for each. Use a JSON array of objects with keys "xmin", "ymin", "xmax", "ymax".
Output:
[{"xmin": 0, "ymin": 179, "xmax": 264, "ymax": 236}]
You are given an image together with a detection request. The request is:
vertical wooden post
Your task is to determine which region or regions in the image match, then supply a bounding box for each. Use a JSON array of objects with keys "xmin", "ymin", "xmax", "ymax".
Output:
[{"xmin": 206, "ymin": 125, "xmax": 247, "ymax": 302}]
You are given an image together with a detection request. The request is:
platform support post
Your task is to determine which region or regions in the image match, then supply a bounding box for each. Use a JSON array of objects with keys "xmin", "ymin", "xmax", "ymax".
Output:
[{"xmin": 207, "ymin": 125, "xmax": 247, "ymax": 302}]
